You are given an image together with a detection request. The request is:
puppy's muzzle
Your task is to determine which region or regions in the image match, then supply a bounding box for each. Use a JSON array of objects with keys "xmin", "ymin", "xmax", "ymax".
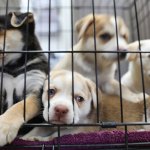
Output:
[
  {"xmin": 118, "ymin": 49, "xmax": 127, "ymax": 59},
  {"xmin": 54, "ymin": 104, "xmax": 69, "ymax": 118}
]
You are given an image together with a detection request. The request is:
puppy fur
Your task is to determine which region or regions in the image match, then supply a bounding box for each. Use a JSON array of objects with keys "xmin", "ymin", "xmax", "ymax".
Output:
[
  {"xmin": 22, "ymin": 70, "xmax": 150, "ymax": 141},
  {"xmin": 122, "ymin": 40, "xmax": 150, "ymax": 94},
  {"xmin": 53, "ymin": 14, "xmax": 145, "ymax": 102},
  {"xmin": 0, "ymin": 12, "xmax": 48, "ymax": 146}
]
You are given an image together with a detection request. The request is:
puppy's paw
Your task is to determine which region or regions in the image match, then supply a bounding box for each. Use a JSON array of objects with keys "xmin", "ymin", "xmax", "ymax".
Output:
[
  {"xmin": 136, "ymin": 93, "xmax": 149, "ymax": 102},
  {"xmin": 0, "ymin": 115, "xmax": 19, "ymax": 146},
  {"xmin": 20, "ymin": 136, "xmax": 54, "ymax": 141},
  {"xmin": 20, "ymin": 136, "xmax": 38, "ymax": 141},
  {"xmin": 137, "ymin": 129, "xmax": 145, "ymax": 132},
  {"xmin": 127, "ymin": 93, "xmax": 149, "ymax": 103}
]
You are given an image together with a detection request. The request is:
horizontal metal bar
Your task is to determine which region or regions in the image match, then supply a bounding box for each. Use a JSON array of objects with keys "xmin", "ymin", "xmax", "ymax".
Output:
[
  {"xmin": 23, "ymin": 121, "xmax": 150, "ymax": 128},
  {"xmin": 0, "ymin": 50, "xmax": 149, "ymax": 53},
  {"xmin": 3, "ymin": 142, "xmax": 150, "ymax": 149},
  {"xmin": 101, "ymin": 122, "xmax": 117, "ymax": 128}
]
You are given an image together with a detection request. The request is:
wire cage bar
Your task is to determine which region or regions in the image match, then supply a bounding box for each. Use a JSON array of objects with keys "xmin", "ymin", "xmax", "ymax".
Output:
[{"xmin": 0, "ymin": 0, "xmax": 150, "ymax": 149}]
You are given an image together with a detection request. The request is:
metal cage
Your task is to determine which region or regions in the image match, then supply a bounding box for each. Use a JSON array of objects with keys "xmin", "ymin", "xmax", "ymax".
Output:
[{"xmin": 1, "ymin": 0, "xmax": 150, "ymax": 149}]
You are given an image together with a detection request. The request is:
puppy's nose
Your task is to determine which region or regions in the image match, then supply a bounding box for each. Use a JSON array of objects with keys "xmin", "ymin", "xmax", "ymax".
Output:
[
  {"xmin": 118, "ymin": 48, "xmax": 127, "ymax": 59},
  {"xmin": 54, "ymin": 105, "xmax": 69, "ymax": 117}
]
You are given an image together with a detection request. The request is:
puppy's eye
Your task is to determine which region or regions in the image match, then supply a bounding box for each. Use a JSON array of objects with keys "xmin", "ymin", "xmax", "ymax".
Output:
[
  {"xmin": 99, "ymin": 33, "xmax": 112, "ymax": 41},
  {"xmin": 48, "ymin": 89, "xmax": 56, "ymax": 97},
  {"xmin": 75, "ymin": 96, "xmax": 84, "ymax": 102},
  {"xmin": 122, "ymin": 34, "xmax": 127, "ymax": 40}
]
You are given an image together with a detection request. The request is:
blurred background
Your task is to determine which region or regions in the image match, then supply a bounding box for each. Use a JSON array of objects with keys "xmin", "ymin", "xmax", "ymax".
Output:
[{"xmin": 0, "ymin": 0, "xmax": 150, "ymax": 74}]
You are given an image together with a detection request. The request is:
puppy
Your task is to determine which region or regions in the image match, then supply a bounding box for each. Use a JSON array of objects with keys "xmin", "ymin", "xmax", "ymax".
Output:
[
  {"xmin": 21, "ymin": 70, "xmax": 150, "ymax": 141},
  {"xmin": 122, "ymin": 40, "xmax": 150, "ymax": 94},
  {"xmin": 21, "ymin": 69, "xmax": 99, "ymax": 141},
  {"xmin": 53, "ymin": 14, "xmax": 145, "ymax": 102},
  {"xmin": 0, "ymin": 12, "xmax": 48, "ymax": 146}
]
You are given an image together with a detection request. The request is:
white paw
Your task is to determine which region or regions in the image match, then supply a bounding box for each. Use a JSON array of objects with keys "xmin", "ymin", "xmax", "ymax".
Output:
[
  {"xmin": 0, "ymin": 115, "xmax": 19, "ymax": 146},
  {"xmin": 20, "ymin": 136, "xmax": 39, "ymax": 141},
  {"xmin": 137, "ymin": 129, "xmax": 145, "ymax": 132},
  {"xmin": 131, "ymin": 93, "xmax": 149, "ymax": 102},
  {"xmin": 20, "ymin": 136, "xmax": 53, "ymax": 141},
  {"xmin": 137, "ymin": 93, "xmax": 149, "ymax": 101}
]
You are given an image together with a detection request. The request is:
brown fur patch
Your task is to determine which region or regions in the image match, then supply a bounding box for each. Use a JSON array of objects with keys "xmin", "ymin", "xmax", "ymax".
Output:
[{"xmin": 100, "ymin": 93, "xmax": 149, "ymax": 130}]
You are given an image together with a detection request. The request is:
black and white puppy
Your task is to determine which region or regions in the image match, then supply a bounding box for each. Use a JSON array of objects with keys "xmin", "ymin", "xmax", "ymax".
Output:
[
  {"xmin": 0, "ymin": 12, "xmax": 48, "ymax": 146},
  {"xmin": 0, "ymin": 12, "xmax": 48, "ymax": 111}
]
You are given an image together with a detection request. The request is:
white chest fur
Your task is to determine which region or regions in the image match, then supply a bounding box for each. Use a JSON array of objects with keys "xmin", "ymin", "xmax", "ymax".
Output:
[{"xmin": 1, "ymin": 70, "xmax": 46, "ymax": 108}]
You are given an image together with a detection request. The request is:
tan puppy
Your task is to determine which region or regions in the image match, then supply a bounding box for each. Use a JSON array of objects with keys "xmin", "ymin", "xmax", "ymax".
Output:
[
  {"xmin": 122, "ymin": 40, "xmax": 150, "ymax": 94},
  {"xmin": 21, "ymin": 70, "xmax": 99, "ymax": 141},
  {"xmin": 21, "ymin": 70, "xmax": 150, "ymax": 141},
  {"xmin": 53, "ymin": 14, "xmax": 145, "ymax": 102}
]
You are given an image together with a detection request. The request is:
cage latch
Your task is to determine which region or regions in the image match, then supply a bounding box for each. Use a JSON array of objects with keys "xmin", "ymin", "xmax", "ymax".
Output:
[{"xmin": 100, "ymin": 121, "xmax": 117, "ymax": 128}]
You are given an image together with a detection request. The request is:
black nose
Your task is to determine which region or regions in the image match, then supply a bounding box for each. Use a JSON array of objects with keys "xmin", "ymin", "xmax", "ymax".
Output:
[
  {"xmin": 118, "ymin": 49, "xmax": 127, "ymax": 59},
  {"xmin": 119, "ymin": 51, "xmax": 127, "ymax": 59}
]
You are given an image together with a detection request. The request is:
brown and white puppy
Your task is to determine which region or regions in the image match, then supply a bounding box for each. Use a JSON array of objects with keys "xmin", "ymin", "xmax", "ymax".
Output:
[
  {"xmin": 53, "ymin": 14, "xmax": 145, "ymax": 102},
  {"xmin": 21, "ymin": 69, "xmax": 99, "ymax": 141},
  {"xmin": 21, "ymin": 70, "xmax": 150, "ymax": 141},
  {"xmin": 122, "ymin": 40, "xmax": 150, "ymax": 94}
]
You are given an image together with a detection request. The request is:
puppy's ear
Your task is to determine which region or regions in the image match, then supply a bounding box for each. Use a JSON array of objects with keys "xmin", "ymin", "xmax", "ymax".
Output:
[
  {"xmin": 86, "ymin": 78, "xmax": 101, "ymax": 109},
  {"xmin": 117, "ymin": 16, "xmax": 130, "ymax": 42},
  {"xmin": 9, "ymin": 12, "xmax": 34, "ymax": 27},
  {"xmin": 126, "ymin": 41, "xmax": 139, "ymax": 61},
  {"xmin": 75, "ymin": 14, "xmax": 94, "ymax": 39}
]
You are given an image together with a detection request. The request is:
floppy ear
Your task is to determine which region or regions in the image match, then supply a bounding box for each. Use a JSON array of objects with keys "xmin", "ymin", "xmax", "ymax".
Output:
[
  {"xmin": 126, "ymin": 41, "xmax": 139, "ymax": 61},
  {"xmin": 75, "ymin": 14, "xmax": 94, "ymax": 39},
  {"xmin": 9, "ymin": 12, "xmax": 34, "ymax": 27},
  {"xmin": 117, "ymin": 16, "xmax": 130, "ymax": 42},
  {"xmin": 86, "ymin": 78, "xmax": 101, "ymax": 109}
]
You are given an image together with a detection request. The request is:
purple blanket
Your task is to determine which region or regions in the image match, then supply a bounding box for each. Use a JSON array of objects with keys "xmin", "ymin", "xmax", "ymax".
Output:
[{"xmin": 3, "ymin": 130, "xmax": 150, "ymax": 150}]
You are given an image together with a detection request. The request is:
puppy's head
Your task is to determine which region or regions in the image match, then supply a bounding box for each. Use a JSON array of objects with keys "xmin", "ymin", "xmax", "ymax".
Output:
[
  {"xmin": 0, "ymin": 12, "xmax": 34, "ymax": 32},
  {"xmin": 126, "ymin": 40, "xmax": 150, "ymax": 77},
  {"xmin": 0, "ymin": 12, "xmax": 37, "ymax": 66},
  {"xmin": 75, "ymin": 14, "xmax": 129, "ymax": 61},
  {"xmin": 42, "ymin": 70, "xmax": 100, "ymax": 124}
]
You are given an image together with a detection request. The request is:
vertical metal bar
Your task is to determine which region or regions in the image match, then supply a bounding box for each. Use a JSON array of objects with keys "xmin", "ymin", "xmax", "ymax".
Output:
[
  {"xmin": 113, "ymin": 0, "xmax": 124, "ymax": 123},
  {"xmin": 92, "ymin": 0, "xmax": 100, "ymax": 123},
  {"xmin": 47, "ymin": 0, "xmax": 52, "ymax": 124},
  {"xmin": 71, "ymin": 0, "xmax": 75, "ymax": 124},
  {"xmin": 125, "ymin": 125, "xmax": 128, "ymax": 150},
  {"xmin": 42, "ymin": 144, "xmax": 45, "ymax": 150},
  {"xmin": 57, "ymin": 126, "xmax": 60, "ymax": 150},
  {"xmin": 23, "ymin": 0, "xmax": 30, "ymax": 122},
  {"xmin": 0, "ymin": 0, "xmax": 9, "ymax": 114},
  {"xmin": 52, "ymin": 145, "xmax": 55, "ymax": 150},
  {"xmin": 134, "ymin": 0, "xmax": 147, "ymax": 122}
]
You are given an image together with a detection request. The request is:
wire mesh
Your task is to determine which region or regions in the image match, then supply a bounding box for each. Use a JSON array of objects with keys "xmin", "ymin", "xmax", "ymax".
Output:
[{"xmin": 0, "ymin": 0, "xmax": 150, "ymax": 149}]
